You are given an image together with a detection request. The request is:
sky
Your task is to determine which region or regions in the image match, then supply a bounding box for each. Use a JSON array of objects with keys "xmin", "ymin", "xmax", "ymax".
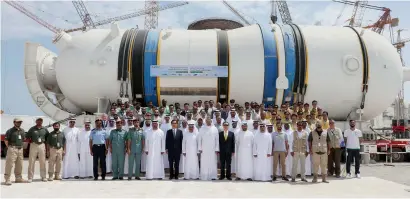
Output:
[{"xmin": 1, "ymin": 0, "xmax": 410, "ymax": 116}]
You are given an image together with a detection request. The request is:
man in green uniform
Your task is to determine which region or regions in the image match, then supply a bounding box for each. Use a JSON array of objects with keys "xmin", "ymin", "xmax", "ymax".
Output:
[
  {"xmin": 26, "ymin": 118, "xmax": 49, "ymax": 182},
  {"xmin": 45, "ymin": 122, "xmax": 65, "ymax": 181},
  {"xmin": 109, "ymin": 118, "xmax": 127, "ymax": 180},
  {"xmin": 126, "ymin": 118, "xmax": 144, "ymax": 180},
  {"xmin": 3, "ymin": 118, "xmax": 28, "ymax": 185}
]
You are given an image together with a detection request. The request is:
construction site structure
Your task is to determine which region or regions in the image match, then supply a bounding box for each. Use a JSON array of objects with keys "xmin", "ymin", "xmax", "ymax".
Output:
[
  {"xmin": 4, "ymin": 1, "xmax": 188, "ymax": 34},
  {"xmin": 270, "ymin": 0, "xmax": 292, "ymax": 24}
]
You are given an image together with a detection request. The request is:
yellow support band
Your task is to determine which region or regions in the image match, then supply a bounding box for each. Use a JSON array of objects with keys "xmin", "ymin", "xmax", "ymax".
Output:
[
  {"xmin": 156, "ymin": 30, "xmax": 162, "ymax": 105},
  {"xmin": 128, "ymin": 29, "xmax": 136, "ymax": 82}
]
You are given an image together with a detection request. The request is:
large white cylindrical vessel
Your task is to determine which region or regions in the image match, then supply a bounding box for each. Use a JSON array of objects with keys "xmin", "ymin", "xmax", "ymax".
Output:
[{"xmin": 26, "ymin": 23, "xmax": 403, "ymax": 121}]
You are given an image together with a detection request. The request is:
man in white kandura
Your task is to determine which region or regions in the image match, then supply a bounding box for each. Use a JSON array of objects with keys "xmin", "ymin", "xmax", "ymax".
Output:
[
  {"xmin": 62, "ymin": 118, "xmax": 81, "ymax": 179},
  {"xmin": 78, "ymin": 120, "xmax": 93, "ymax": 178},
  {"xmin": 105, "ymin": 118, "xmax": 115, "ymax": 174},
  {"xmin": 253, "ymin": 123, "xmax": 272, "ymax": 182},
  {"xmin": 182, "ymin": 122, "xmax": 199, "ymax": 180},
  {"xmin": 198, "ymin": 117, "xmax": 219, "ymax": 180},
  {"xmin": 144, "ymin": 120, "xmax": 165, "ymax": 180},
  {"xmin": 235, "ymin": 122, "xmax": 254, "ymax": 181}
]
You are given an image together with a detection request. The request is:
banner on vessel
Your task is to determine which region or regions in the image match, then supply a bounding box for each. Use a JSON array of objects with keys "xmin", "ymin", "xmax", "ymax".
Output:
[{"xmin": 150, "ymin": 65, "xmax": 228, "ymax": 77}]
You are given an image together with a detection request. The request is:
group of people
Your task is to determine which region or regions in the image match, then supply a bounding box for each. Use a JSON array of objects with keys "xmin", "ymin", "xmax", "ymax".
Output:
[{"xmin": 3, "ymin": 98, "xmax": 363, "ymax": 186}]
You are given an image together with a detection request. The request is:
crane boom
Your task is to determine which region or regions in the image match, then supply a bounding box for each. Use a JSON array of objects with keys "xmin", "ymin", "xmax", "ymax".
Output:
[
  {"xmin": 72, "ymin": 1, "xmax": 96, "ymax": 28},
  {"xmin": 65, "ymin": 1, "xmax": 188, "ymax": 32},
  {"xmin": 221, "ymin": 1, "xmax": 252, "ymax": 25},
  {"xmin": 333, "ymin": 0, "xmax": 386, "ymax": 11},
  {"xmin": 4, "ymin": 1, "xmax": 61, "ymax": 33},
  {"xmin": 276, "ymin": 0, "xmax": 292, "ymax": 24},
  {"xmin": 349, "ymin": 0, "xmax": 368, "ymax": 27}
]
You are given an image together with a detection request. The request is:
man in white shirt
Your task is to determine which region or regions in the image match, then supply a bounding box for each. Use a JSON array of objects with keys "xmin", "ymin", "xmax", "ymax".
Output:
[{"xmin": 344, "ymin": 120, "xmax": 363, "ymax": 179}]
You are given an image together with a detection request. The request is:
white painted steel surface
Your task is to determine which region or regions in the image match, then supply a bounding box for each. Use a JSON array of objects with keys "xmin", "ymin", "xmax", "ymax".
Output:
[
  {"xmin": 25, "ymin": 24, "xmax": 404, "ymax": 122},
  {"xmin": 302, "ymin": 26, "xmax": 364, "ymax": 119},
  {"xmin": 272, "ymin": 24, "xmax": 286, "ymax": 105},
  {"xmin": 158, "ymin": 29, "xmax": 218, "ymax": 104},
  {"xmin": 359, "ymin": 28, "xmax": 402, "ymax": 122},
  {"xmin": 227, "ymin": 25, "xmax": 264, "ymax": 105}
]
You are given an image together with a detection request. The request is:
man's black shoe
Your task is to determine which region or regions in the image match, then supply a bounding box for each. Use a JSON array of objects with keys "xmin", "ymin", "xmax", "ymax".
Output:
[
  {"xmin": 211, "ymin": 178, "xmax": 216, "ymax": 180},
  {"xmin": 227, "ymin": 177, "xmax": 232, "ymax": 181},
  {"xmin": 235, "ymin": 178, "xmax": 241, "ymax": 181},
  {"xmin": 128, "ymin": 177, "xmax": 132, "ymax": 180},
  {"xmin": 247, "ymin": 178, "xmax": 253, "ymax": 181},
  {"xmin": 94, "ymin": 178, "xmax": 98, "ymax": 181},
  {"xmin": 282, "ymin": 177, "xmax": 289, "ymax": 181},
  {"xmin": 219, "ymin": 177, "xmax": 224, "ymax": 180},
  {"xmin": 169, "ymin": 176, "xmax": 173, "ymax": 180},
  {"xmin": 74, "ymin": 176, "xmax": 79, "ymax": 179},
  {"xmin": 101, "ymin": 177, "xmax": 105, "ymax": 181},
  {"xmin": 112, "ymin": 177, "xmax": 118, "ymax": 180},
  {"xmin": 119, "ymin": 177, "xmax": 124, "ymax": 180},
  {"xmin": 135, "ymin": 177, "xmax": 141, "ymax": 180},
  {"xmin": 272, "ymin": 177, "xmax": 277, "ymax": 181}
]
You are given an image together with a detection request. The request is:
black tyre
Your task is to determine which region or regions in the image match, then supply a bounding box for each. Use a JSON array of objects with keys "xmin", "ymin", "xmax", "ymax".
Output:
[{"xmin": 391, "ymin": 148, "xmax": 405, "ymax": 162}]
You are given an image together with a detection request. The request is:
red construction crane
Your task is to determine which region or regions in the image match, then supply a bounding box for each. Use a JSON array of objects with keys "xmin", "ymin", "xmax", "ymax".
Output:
[{"xmin": 4, "ymin": 1, "xmax": 61, "ymax": 34}]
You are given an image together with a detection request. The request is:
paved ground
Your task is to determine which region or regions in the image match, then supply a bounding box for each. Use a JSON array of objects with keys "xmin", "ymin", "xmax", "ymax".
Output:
[{"xmin": 1, "ymin": 159, "xmax": 410, "ymax": 198}]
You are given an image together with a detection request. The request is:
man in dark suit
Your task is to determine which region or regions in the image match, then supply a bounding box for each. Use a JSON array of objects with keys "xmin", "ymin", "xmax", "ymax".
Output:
[
  {"xmin": 219, "ymin": 122, "xmax": 235, "ymax": 180},
  {"xmin": 166, "ymin": 119, "xmax": 183, "ymax": 180}
]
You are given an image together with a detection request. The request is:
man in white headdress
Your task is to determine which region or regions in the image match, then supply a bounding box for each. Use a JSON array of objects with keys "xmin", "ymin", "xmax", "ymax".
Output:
[
  {"xmin": 105, "ymin": 118, "xmax": 115, "ymax": 173},
  {"xmin": 179, "ymin": 120, "xmax": 188, "ymax": 133},
  {"xmin": 214, "ymin": 117, "xmax": 224, "ymax": 132},
  {"xmin": 225, "ymin": 109, "xmax": 240, "ymax": 125},
  {"xmin": 283, "ymin": 123, "xmax": 293, "ymax": 177},
  {"xmin": 141, "ymin": 118, "xmax": 152, "ymax": 172},
  {"xmin": 197, "ymin": 117, "xmax": 219, "ymax": 180},
  {"xmin": 196, "ymin": 117, "xmax": 204, "ymax": 130},
  {"xmin": 236, "ymin": 122, "xmax": 254, "ymax": 181},
  {"xmin": 212, "ymin": 110, "xmax": 224, "ymax": 124},
  {"xmin": 160, "ymin": 114, "xmax": 172, "ymax": 169},
  {"xmin": 182, "ymin": 122, "xmax": 199, "ymax": 180},
  {"xmin": 78, "ymin": 120, "xmax": 93, "ymax": 178},
  {"xmin": 229, "ymin": 120, "xmax": 240, "ymax": 174},
  {"xmin": 144, "ymin": 120, "xmax": 165, "ymax": 180},
  {"xmin": 253, "ymin": 123, "xmax": 272, "ymax": 182},
  {"xmin": 243, "ymin": 110, "xmax": 254, "ymax": 127},
  {"xmin": 250, "ymin": 121, "xmax": 259, "ymax": 135},
  {"xmin": 62, "ymin": 118, "xmax": 81, "ymax": 179}
]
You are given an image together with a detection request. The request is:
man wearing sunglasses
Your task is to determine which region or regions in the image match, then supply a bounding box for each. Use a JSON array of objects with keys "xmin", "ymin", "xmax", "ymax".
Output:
[{"xmin": 308, "ymin": 123, "xmax": 331, "ymax": 183}]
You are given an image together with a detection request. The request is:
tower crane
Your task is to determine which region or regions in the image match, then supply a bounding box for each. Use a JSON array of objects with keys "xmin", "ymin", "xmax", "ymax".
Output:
[
  {"xmin": 66, "ymin": 1, "xmax": 189, "ymax": 33},
  {"xmin": 270, "ymin": 0, "xmax": 292, "ymax": 24},
  {"xmin": 3, "ymin": 1, "xmax": 61, "ymax": 34},
  {"xmin": 72, "ymin": 1, "xmax": 96, "ymax": 29},
  {"xmin": 221, "ymin": 1, "xmax": 257, "ymax": 26},
  {"xmin": 393, "ymin": 29, "xmax": 409, "ymax": 66}
]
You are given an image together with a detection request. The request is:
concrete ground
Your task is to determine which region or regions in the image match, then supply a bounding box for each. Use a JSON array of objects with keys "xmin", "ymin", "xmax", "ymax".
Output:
[{"xmin": 1, "ymin": 159, "xmax": 410, "ymax": 198}]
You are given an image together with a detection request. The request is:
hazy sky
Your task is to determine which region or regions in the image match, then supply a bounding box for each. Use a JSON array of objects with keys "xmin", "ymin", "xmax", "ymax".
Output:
[{"xmin": 1, "ymin": 0, "xmax": 410, "ymax": 116}]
